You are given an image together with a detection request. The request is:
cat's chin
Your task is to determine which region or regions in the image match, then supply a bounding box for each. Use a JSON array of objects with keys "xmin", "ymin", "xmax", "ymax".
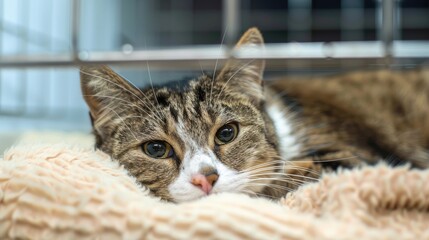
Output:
[
  {"xmin": 169, "ymin": 187, "xmax": 244, "ymax": 203},
  {"xmin": 170, "ymin": 190, "xmax": 208, "ymax": 203},
  {"xmin": 170, "ymin": 187, "xmax": 272, "ymax": 203},
  {"xmin": 168, "ymin": 181, "xmax": 269, "ymax": 203},
  {"xmin": 170, "ymin": 190, "xmax": 240, "ymax": 203}
]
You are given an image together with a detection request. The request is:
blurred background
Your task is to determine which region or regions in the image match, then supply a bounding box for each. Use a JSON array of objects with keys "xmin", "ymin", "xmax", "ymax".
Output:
[{"xmin": 0, "ymin": 0, "xmax": 428, "ymax": 152}]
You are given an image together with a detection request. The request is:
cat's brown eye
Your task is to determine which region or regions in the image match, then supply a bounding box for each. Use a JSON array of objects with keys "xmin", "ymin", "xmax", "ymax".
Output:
[
  {"xmin": 215, "ymin": 123, "xmax": 239, "ymax": 145},
  {"xmin": 142, "ymin": 141, "xmax": 174, "ymax": 159}
]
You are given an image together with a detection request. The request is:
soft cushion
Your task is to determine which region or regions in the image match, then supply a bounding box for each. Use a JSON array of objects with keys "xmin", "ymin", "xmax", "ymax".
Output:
[{"xmin": 1, "ymin": 144, "xmax": 428, "ymax": 239}]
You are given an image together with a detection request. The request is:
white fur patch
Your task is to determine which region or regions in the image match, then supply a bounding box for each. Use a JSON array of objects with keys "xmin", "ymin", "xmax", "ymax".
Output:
[
  {"xmin": 168, "ymin": 103, "xmax": 300, "ymax": 202},
  {"xmin": 266, "ymin": 103, "xmax": 301, "ymax": 161},
  {"xmin": 168, "ymin": 149, "xmax": 246, "ymax": 203},
  {"xmin": 169, "ymin": 120, "xmax": 247, "ymax": 202},
  {"xmin": 176, "ymin": 119, "xmax": 199, "ymax": 150}
]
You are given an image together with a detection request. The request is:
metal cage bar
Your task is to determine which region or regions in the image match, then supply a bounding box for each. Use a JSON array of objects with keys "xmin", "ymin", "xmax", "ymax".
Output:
[
  {"xmin": 0, "ymin": 0, "xmax": 428, "ymax": 70},
  {"xmin": 0, "ymin": 41, "xmax": 428, "ymax": 69}
]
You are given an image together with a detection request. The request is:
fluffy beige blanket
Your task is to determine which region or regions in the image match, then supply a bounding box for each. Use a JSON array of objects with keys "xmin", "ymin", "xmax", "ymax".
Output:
[{"xmin": 1, "ymin": 144, "xmax": 428, "ymax": 240}]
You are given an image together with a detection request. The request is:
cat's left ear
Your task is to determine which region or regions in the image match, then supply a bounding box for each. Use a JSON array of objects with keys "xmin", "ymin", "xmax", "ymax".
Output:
[{"xmin": 216, "ymin": 28, "xmax": 265, "ymax": 103}]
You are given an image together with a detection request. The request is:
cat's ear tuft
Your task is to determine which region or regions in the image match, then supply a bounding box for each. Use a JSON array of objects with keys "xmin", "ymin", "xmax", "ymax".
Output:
[
  {"xmin": 216, "ymin": 28, "xmax": 265, "ymax": 104},
  {"xmin": 80, "ymin": 65, "xmax": 141, "ymax": 120}
]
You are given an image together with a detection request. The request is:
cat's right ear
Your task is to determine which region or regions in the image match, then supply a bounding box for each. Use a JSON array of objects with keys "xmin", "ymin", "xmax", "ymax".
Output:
[{"xmin": 80, "ymin": 65, "xmax": 141, "ymax": 120}]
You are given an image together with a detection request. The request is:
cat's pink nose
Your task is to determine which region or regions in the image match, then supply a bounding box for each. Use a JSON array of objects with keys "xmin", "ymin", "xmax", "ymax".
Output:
[{"xmin": 191, "ymin": 173, "xmax": 219, "ymax": 194}]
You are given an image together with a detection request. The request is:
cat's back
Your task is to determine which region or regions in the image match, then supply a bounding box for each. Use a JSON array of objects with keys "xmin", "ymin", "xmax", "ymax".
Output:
[
  {"xmin": 269, "ymin": 68, "xmax": 429, "ymax": 111},
  {"xmin": 267, "ymin": 68, "xmax": 429, "ymax": 168}
]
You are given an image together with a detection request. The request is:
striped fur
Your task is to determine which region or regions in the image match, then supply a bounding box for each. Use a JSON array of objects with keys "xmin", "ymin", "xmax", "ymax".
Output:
[{"xmin": 81, "ymin": 28, "xmax": 429, "ymax": 202}]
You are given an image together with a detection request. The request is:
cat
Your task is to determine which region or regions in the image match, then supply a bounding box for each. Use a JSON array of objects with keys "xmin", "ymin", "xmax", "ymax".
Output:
[{"xmin": 80, "ymin": 28, "xmax": 429, "ymax": 202}]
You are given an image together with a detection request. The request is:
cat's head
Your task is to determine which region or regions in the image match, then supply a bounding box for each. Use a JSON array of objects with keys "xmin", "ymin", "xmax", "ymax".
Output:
[{"xmin": 80, "ymin": 28, "xmax": 281, "ymax": 202}]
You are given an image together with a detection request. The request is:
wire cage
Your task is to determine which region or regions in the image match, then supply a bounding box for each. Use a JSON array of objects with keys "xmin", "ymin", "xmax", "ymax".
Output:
[{"xmin": 0, "ymin": 0, "xmax": 428, "ymax": 135}]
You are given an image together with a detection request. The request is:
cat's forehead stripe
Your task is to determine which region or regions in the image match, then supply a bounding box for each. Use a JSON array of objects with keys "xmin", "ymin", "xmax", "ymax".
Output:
[
  {"xmin": 176, "ymin": 119, "xmax": 199, "ymax": 152},
  {"xmin": 144, "ymin": 84, "xmax": 212, "ymax": 153},
  {"xmin": 140, "ymin": 78, "xmax": 262, "ymax": 156},
  {"xmin": 169, "ymin": 106, "xmax": 179, "ymax": 122}
]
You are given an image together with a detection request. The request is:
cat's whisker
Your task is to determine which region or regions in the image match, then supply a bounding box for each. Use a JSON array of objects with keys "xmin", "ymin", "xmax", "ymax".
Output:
[
  {"xmin": 245, "ymin": 182, "xmax": 296, "ymax": 193},
  {"xmin": 80, "ymin": 70, "xmax": 162, "ymax": 122},
  {"xmin": 245, "ymin": 190, "xmax": 278, "ymax": 199},
  {"xmin": 242, "ymin": 166, "xmax": 281, "ymax": 175},
  {"xmin": 83, "ymin": 94, "xmax": 163, "ymax": 124},
  {"xmin": 209, "ymin": 26, "xmax": 228, "ymax": 106},
  {"xmin": 245, "ymin": 176, "xmax": 311, "ymax": 189},
  {"xmin": 240, "ymin": 160, "xmax": 285, "ymax": 172},
  {"xmin": 265, "ymin": 182, "xmax": 305, "ymax": 192},
  {"xmin": 146, "ymin": 62, "xmax": 158, "ymax": 106},
  {"xmin": 309, "ymin": 156, "xmax": 357, "ymax": 163},
  {"xmin": 246, "ymin": 173, "xmax": 319, "ymax": 183},
  {"xmin": 216, "ymin": 60, "xmax": 255, "ymax": 102},
  {"xmin": 248, "ymin": 169, "xmax": 321, "ymax": 180},
  {"xmin": 97, "ymin": 105, "xmax": 139, "ymax": 142},
  {"xmin": 142, "ymin": 38, "xmax": 162, "ymax": 116},
  {"xmin": 247, "ymin": 171, "xmax": 317, "ymax": 179},
  {"xmin": 240, "ymin": 166, "xmax": 319, "ymax": 179},
  {"xmin": 117, "ymin": 81, "xmax": 164, "ymax": 122},
  {"xmin": 240, "ymin": 160, "xmax": 322, "ymax": 177},
  {"xmin": 110, "ymin": 115, "xmax": 154, "ymax": 122},
  {"xmin": 282, "ymin": 163, "xmax": 322, "ymax": 178},
  {"xmin": 246, "ymin": 180, "xmax": 309, "ymax": 192},
  {"xmin": 100, "ymin": 98, "xmax": 162, "ymax": 126},
  {"xmin": 240, "ymin": 189, "xmax": 274, "ymax": 199},
  {"xmin": 240, "ymin": 164, "xmax": 283, "ymax": 173},
  {"xmin": 241, "ymin": 170, "xmax": 320, "ymax": 186},
  {"xmin": 144, "ymin": 84, "xmax": 165, "ymax": 123},
  {"xmin": 198, "ymin": 61, "xmax": 205, "ymax": 76},
  {"xmin": 242, "ymin": 167, "xmax": 279, "ymax": 175}
]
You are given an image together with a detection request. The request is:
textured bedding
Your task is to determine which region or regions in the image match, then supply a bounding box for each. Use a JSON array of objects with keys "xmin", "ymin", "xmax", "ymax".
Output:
[{"xmin": 1, "ymin": 144, "xmax": 428, "ymax": 240}]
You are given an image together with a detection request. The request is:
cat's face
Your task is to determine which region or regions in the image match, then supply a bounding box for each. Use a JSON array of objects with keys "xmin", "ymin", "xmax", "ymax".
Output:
[{"xmin": 81, "ymin": 28, "xmax": 281, "ymax": 202}]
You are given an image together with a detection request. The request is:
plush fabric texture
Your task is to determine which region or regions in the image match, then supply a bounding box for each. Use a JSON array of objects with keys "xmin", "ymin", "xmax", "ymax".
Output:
[{"xmin": 1, "ymin": 144, "xmax": 428, "ymax": 240}]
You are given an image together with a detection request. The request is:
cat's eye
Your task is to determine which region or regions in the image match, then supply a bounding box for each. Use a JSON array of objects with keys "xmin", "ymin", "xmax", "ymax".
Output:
[
  {"xmin": 215, "ymin": 123, "xmax": 239, "ymax": 145},
  {"xmin": 142, "ymin": 141, "xmax": 174, "ymax": 159}
]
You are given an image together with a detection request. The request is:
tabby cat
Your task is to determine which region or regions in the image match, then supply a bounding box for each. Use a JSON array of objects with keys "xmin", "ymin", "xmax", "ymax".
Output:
[{"xmin": 80, "ymin": 28, "xmax": 429, "ymax": 202}]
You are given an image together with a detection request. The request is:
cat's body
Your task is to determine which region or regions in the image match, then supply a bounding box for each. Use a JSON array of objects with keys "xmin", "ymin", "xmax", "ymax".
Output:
[
  {"xmin": 265, "ymin": 69, "xmax": 429, "ymax": 197},
  {"xmin": 81, "ymin": 28, "xmax": 429, "ymax": 202}
]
